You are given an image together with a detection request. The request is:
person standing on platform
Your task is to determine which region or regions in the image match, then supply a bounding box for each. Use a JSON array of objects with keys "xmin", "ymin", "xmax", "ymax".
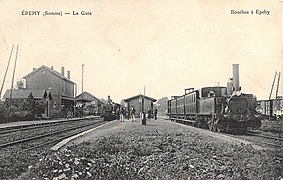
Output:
[
  {"xmin": 147, "ymin": 108, "xmax": 151, "ymax": 119},
  {"xmin": 120, "ymin": 107, "xmax": 124, "ymax": 122},
  {"xmin": 154, "ymin": 107, "xmax": 158, "ymax": 120},
  {"xmin": 131, "ymin": 107, "xmax": 136, "ymax": 122}
]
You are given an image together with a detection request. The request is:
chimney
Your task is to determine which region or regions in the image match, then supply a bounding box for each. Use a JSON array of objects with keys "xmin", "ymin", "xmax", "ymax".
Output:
[
  {"xmin": 67, "ymin": 70, "xmax": 70, "ymax": 79},
  {"xmin": 51, "ymin": 66, "xmax": 54, "ymax": 70},
  {"xmin": 33, "ymin": 68, "xmax": 36, "ymax": 72},
  {"xmin": 232, "ymin": 64, "xmax": 240, "ymax": 92},
  {"xmin": 61, "ymin": 67, "xmax": 65, "ymax": 76}
]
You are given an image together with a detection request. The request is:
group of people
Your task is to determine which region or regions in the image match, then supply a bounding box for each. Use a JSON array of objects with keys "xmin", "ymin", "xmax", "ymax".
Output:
[
  {"xmin": 117, "ymin": 107, "xmax": 135, "ymax": 122},
  {"xmin": 118, "ymin": 106, "xmax": 158, "ymax": 122},
  {"xmin": 147, "ymin": 107, "xmax": 158, "ymax": 120}
]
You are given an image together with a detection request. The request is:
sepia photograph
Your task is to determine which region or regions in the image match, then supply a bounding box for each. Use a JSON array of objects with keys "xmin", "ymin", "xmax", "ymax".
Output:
[{"xmin": 0, "ymin": 0, "xmax": 282, "ymax": 179}]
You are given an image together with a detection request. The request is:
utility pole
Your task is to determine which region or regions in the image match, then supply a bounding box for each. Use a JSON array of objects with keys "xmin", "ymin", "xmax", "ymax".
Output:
[
  {"xmin": 0, "ymin": 44, "xmax": 14, "ymax": 98},
  {"xmin": 142, "ymin": 86, "xmax": 146, "ymax": 125},
  {"xmin": 269, "ymin": 72, "xmax": 281, "ymax": 100},
  {"xmin": 81, "ymin": 64, "xmax": 84, "ymax": 93},
  {"xmin": 275, "ymin": 72, "xmax": 281, "ymax": 99},
  {"xmin": 9, "ymin": 45, "xmax": 19, "ymax": 106}
]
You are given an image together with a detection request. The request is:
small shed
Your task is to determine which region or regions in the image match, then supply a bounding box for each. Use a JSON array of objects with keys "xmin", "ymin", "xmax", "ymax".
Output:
[
  {"xmin": 123, "ymin": 94, "xmax": 157, "ymax": 117},
  {"xmin": 75, "ymin": 91, "xmax": 105, "ymax": 115}
]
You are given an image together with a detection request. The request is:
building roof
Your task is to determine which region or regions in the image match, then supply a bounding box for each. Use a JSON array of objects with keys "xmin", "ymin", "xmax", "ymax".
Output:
[
  {"xmin": 23, "ymin": 65, "xmax": 75, "ymax": 84},
  {"xmin": 3, "ymin": 89, "xmax": 46, "ymax": 99},
  {"xmin": 75, "ymin": 91, "xmax": 105, "ymax": 104},
  {"xmin": 123, "ymin": 94, "xmax": 157, "ymax": 102}
]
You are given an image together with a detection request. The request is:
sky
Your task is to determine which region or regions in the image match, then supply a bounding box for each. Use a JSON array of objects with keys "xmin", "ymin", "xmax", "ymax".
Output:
[{"xmin": 0, "ymin": 0, "xmax": 282, "ymax": 103}]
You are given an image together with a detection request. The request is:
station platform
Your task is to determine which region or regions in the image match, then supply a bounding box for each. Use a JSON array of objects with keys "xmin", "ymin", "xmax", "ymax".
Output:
[
  {"xmin": 53, "ymin": 116, "xmax": 261, "ymax": 151},
  {"xmin": 0, "ymin": 115, "xmax": 100, "ymax": 129}
]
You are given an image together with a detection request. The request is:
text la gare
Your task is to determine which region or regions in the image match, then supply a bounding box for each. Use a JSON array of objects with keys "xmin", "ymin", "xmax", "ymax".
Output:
[{"xmin": 73, "ymin": 11, "xmax": 92, "ymax": 15}]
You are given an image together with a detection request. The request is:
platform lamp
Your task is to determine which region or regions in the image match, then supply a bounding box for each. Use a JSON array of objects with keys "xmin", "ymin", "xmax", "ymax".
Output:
[{"xmin": 46, "ymin": 87, "xmax": 52, "ymax": 118}]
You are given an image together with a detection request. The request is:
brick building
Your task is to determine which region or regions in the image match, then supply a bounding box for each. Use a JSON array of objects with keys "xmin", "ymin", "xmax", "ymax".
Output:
[
  {"xmin": 4, "ymin": 65, "xmax": 76, "ymax": 118},
  {"xmin": 124, "ymin": 94, "xmax": 157, "ymax": 118}
]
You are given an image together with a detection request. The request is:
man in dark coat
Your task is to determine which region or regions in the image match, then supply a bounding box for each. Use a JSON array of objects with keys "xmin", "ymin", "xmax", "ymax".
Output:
[{"xmin": 154, "ymin": 107, "xmax": 158, "ymax": 120}]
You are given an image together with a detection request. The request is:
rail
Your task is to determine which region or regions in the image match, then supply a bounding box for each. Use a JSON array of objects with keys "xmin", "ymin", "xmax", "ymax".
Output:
[{"xmin": 0, "ymin": 118, "xmax": 106, "ymax": 160}]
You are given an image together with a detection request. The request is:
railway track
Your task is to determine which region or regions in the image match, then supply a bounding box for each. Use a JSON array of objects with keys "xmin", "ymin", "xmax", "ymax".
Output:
[
  {"xmin": 0, "ymin": 116, "xmax": 100, "ymax": 134},
  {"xmin": 0, "ymin": 117, "xmax": 102, "ymax": 145},
  {"xmin": 245, "ymin": 132, "xmax": 283, "ymax": 142},
  {"xmin": 0, "ymin": 121, "xmax": 101, "ymax": 148},
  {"xmin": 241, "ymin": 131, "xmax": 283, "ymax": 148},
  {"xmin": 0, "ymin": 117, "xmax": 106, "ymax": 160},
  {"xmin": 171, "ymin": 117, "xmax": 283, "ymax": 148}
]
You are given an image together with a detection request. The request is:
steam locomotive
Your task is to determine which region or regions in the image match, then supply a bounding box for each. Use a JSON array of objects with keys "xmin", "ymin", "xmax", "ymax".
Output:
[
  {"xmin": 103, "ymin": 96, "xmax": 121, "ymax": 121},
  {"xmin": 168, "ymin": 64, "xmax": 262, "ymax": 132}
]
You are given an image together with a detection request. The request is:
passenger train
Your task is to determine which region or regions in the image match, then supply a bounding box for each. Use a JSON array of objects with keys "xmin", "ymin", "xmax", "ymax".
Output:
[{"xmin": 168, "ymin": 64, "xmax": 262, "ymax": 132}]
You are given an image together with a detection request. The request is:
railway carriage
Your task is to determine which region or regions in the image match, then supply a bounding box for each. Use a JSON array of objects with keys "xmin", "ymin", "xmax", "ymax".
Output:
[
  {"xmin": 184, "ymin": 90, "xmax": 199, "ymax": 119},
  {"xmin": 169, "ymin": 97, "xmax": 177, "ymax": 117},
  {"xmin": 176, "ymin": 96, "xmax": 185, "ymax": 118},
  {"xmin": 258, "ymin": 98, "xmax": 283, "ymax": 120}
]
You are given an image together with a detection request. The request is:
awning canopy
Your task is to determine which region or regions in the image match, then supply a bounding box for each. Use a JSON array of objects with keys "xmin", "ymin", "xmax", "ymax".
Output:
[{"xmin": 61, "ymin": 96, "xmax": 75, "ymax": 101}]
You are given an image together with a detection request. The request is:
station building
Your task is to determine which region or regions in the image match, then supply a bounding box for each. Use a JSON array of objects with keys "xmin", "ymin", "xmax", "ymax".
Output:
[
  {"xmin": 4, "ymin": 65, "xmax": 76, "ymax": 118},
  {"xmin": 123, "ymin": 94, "xmax": 157, "ymax": 118}
]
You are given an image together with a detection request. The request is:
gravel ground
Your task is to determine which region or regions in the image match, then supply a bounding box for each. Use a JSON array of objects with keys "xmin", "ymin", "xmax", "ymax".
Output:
[{"xmin": 23, "ymin": 118, "xmax": 282, "ymax": 179}]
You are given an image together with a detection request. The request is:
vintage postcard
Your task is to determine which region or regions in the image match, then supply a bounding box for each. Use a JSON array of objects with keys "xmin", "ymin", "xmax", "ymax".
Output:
[{"xmin": 0, "ymin": 0, "xmax": 282, "ymax": 179}]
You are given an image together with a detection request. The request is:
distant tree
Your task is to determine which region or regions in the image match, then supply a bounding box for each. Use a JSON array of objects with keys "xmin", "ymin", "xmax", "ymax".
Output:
[
  {"xmin": 16, "ymin": 80, "xmax": 24, "ymax": 89},
  {"xmin": 155, "ymin": 97, "xmax": 169, "ymax": 115},
  {"xmin": 120, "ymin": 100, "xmax": 126, "ymax": 107}
]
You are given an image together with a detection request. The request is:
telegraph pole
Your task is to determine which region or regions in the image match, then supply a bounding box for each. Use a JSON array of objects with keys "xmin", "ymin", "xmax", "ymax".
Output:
[
  {"xmin": 0, "ymin": 44, "xmax": 14, "ymax": 98},
  {"xmin": 81, "ymin": 64, "xmax": 84, "ymax": 93},
  {"xmin": 269, "ymin": 72, "xmax": 277, "ymax": 100},
  {"xmin": 275, "ymin": 72, "xmax": 281, "ymax": 99},
  {"xmin": 9, "ymin": 45, "xmax": 19, "ymax": 106}
]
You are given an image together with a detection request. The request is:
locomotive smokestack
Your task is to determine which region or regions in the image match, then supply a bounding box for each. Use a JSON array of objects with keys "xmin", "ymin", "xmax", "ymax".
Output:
[
  {"xmin": 227, "ymin": 78, "xmax": 233, "ymax": 95},
  {"xmin": 108, "ymin": 95, "xmax": 112, "ymax": 103},
  {"xmin": 232, "ymin": 64, "xmax": 240, "ymax": 92}
]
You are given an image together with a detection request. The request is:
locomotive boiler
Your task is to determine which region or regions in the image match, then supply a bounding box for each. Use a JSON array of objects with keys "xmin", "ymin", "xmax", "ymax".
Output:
[
  {"xmin": 103, "ymin": 96, "xmax": 121, "ymax": 121},
  {"xmin": 168, "ymin": 64, "xmax": 262, "ymax": 132}
]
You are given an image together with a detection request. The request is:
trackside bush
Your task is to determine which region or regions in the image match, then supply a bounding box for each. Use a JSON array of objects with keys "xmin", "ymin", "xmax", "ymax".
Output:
[{"xmin": 0, "ymin": 92, "xmax": 45, "ymax": 123}]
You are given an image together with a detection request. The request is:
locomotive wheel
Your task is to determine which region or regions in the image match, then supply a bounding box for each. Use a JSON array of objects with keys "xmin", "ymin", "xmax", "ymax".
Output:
[
  {"xmin": 208, "ymin": 122, "xmax": 213, "ymax": 131},
  {"xmin": 213, "ymin": 120, "xmax": 221, "ymax": 132},
  {"xmin": 215, "ymin": 125, "xmax": 221, "ymax": 132}
]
